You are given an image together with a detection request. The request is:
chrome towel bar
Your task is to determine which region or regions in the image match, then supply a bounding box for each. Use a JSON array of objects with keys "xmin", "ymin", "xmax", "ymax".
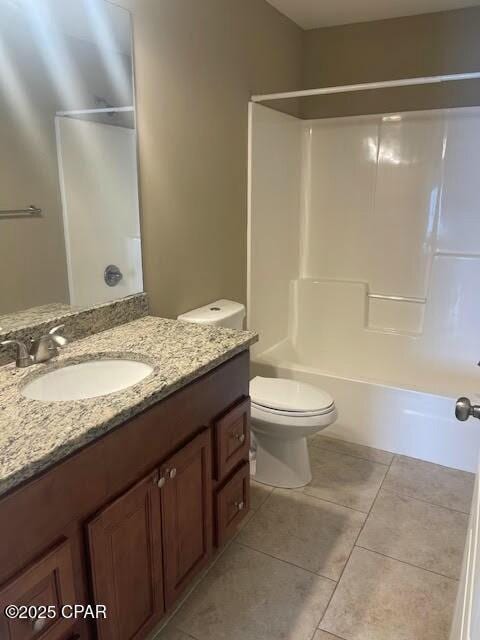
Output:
[{"xmin": 0, "ymin": 205, "xmax": 42, "ymax": 218}]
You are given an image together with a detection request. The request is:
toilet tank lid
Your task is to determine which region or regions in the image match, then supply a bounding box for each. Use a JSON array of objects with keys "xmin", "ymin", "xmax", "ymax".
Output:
[
  {"xmin": 250, "ymin": 377, "xmax": 334, "ymax": 413},
  {"xmin": 177, "ymin": 299, "xmax": 245, "ymax": 325}
]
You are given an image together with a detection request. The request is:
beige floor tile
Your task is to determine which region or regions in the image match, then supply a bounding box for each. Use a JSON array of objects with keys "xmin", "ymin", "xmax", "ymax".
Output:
[
  {"xmin": 300, "ymin": 447, "xmax": 388, "ymax": 513},
  {"xmin": 383, "ymin": 455, "xmax": 474, "ymax": 513},
  {"xmin": 234, "ymin": 508, "xmax": 256, "ymax": 534},
  {"xmin": 238, "ymin": 488, "xmax": 365, "ymax": 580},
  {"xmin": 320, "ymin": 547, "xmax": 457, "ymax": 640},
  {"xmin": 358, "ymin": 489, "xmax": 469, "ymax": 578},
  {"xmin": 153, "ymin": 626, "xmax": 197, "ymax": 640},
  {"xmin": 250, "ymin": 479, "xmax": 274, "ymax": 511},
  {"xmin": 310, "ymin": 435, "xmax": 393, "ymax": 466},
  {"xmin": 312, "ymin": 632, "xmax": 343, "ymax": 640},
  {"xmin": 173, "ymin": 542, "xmax": 335, "ymax": 640}
]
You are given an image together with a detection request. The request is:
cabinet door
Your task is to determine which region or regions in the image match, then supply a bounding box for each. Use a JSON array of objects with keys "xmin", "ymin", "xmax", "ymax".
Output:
[
  {"xmin": 160, "ymin": 430, "xmax": 212, "ymax": 609},
  {"xmin": 87, "ymin": 472, "xmax": 164, "ymax": 640}
]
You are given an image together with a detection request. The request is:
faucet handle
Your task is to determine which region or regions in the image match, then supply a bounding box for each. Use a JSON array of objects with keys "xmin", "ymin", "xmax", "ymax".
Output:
[
  {"xmin": 49, "ymin": 324, "xmax": 65, "ymax": 335},
  {"xmin": 48, "ymin": 324, "xmax": 68, "ymax": 348},
  {"xmin": 1, "ymin": 340, "xmax": 32, "ymax": 368}
]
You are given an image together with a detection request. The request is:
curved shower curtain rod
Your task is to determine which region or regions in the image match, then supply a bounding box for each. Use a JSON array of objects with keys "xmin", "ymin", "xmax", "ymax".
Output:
[{"xmin": 251, "ymin": 71, "xmax": 480, "ymax": 102}]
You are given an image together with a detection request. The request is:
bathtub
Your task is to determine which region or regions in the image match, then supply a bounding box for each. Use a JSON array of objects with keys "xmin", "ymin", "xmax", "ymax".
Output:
[{"xmin": 253, "ymin": 341, "xmax": 480, "ymax": 474}]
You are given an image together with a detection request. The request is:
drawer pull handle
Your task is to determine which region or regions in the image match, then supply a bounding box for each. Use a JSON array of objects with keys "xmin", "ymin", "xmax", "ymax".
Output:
[
  {"xmin": 232, "ymin": 433, "xmax": 246, "ymax": 444},
  {"xmin": 169, "ymin": 468, "xmax": 177, "ymax": 479},
  {"xmin": 235, "ymin": 500, "xmax": 245, "ymax": 511},
  {"xmin": 157, "ymin": 476, "xmax": 166, "ymax": 488}
]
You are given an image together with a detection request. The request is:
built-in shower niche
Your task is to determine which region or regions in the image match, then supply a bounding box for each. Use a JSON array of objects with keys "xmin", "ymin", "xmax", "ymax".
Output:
[{"xmin": 366, "ymin": 295, "xmax": 425, "ymax": 335}]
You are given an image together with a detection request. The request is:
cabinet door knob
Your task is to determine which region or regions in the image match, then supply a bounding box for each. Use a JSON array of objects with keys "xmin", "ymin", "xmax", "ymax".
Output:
[
  {"xmin": 157, "ymin": 476, "xmax": 166, "ymax": 488},
  {"xmin": 233, "ymin": 433, "xmax": 246, "ymax": 444},
  {"xmin": 235, "ymin": 500, "xmax": 245, "ymax": 511},
  {"xmin": 31, "ymin": 618, "xmax": 48, "ymax": 633},
  {"xmin": 169, "ymin": 468, "xmax": 177, "ymax": 479}
]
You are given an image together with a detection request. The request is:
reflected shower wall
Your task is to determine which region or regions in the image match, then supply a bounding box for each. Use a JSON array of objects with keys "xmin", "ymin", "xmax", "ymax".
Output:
[{"xmin": 56, "ymin": 115, "xmax": 142, "ymax": 308}]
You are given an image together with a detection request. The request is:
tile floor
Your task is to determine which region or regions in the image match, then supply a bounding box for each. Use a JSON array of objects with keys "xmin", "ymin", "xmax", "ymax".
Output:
[{"xmin": 153, "ymin": 435, "xmax": 475, "ymax": 640}]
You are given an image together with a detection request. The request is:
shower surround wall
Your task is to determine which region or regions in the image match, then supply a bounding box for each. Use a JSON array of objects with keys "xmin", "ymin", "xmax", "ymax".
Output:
[{"xmin": 248, "ymin": 103, "xmax": 480, "ymax": 472}]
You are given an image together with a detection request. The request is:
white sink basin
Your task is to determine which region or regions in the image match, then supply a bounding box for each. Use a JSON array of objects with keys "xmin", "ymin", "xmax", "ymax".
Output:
[{"xmin": 22, "ymin": 359, "xmax": 153, "ymax": 402}]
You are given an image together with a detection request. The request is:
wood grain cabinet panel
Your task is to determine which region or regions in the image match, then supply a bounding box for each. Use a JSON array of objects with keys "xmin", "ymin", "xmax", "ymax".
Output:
[
  {"xmin": 87, "ymin": 472, "xmax": 164, "ymax": 640},
  {"xmin": 160, "ymin": 430, "xmax": 212, "ymax": 609},
  {"xmin": 215, "ymin": 462, "xmax": 250, "ymax": 547},
  {"xmin": 0, "ymin": 539, "xmax": 77, "ymax": 640},
  {"xmin": 214, "ymin": 397, "xmax": 251, "ymax": 481}
]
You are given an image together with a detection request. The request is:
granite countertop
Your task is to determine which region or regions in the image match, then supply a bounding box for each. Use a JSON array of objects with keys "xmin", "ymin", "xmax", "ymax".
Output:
[
  {"xmin": 0, "ymin": 316, "xmax": 257, "ymax": 497},
  {"xmin": 0, "ymin": 303, "xmax": 73, "ymax": 333}
]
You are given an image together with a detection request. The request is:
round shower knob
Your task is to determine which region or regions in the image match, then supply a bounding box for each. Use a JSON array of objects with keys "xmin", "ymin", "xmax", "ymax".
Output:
[{"xmin": 104, "ymin": 264, "xmax": 123, "ymax": 287}]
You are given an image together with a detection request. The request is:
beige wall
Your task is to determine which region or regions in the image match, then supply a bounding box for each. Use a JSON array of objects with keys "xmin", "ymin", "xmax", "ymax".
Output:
[
  {"xmin": 117, "ymin": 0, "xmax": 303, "ymax": 318},
  {"xmin": 113, "ymin": 3, "xmax": 480, "ymax": 318},
  {"xmin": 302, "ymin": 6, "xmax": 480, "ymax": 119}
]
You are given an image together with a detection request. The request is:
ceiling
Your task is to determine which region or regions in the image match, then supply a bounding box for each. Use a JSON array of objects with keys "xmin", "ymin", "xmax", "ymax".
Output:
[{"xmin": 266, "ymin": 0, "xmax": 480, "ymax": 29}]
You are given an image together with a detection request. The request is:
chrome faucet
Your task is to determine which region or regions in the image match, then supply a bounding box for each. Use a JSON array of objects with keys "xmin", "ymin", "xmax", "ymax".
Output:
[{"xmin": 1, "ymin": 325, "xmax": 68, "ymax": 368}]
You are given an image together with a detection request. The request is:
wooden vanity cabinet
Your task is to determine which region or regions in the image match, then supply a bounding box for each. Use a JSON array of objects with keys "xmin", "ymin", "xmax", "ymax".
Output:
[{"xmin": 0, "ymin": 351, "xmax": 250, "ymax": 640}]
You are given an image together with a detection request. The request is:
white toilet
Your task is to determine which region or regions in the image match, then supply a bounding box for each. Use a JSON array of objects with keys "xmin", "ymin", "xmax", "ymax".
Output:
[
  {"xmin": 250, "ymin": 377, "xmax": 337, "ymax": 488},
  {"xmin": 178, "ymin": 300, "xmax": 338, "ymax": 489}
]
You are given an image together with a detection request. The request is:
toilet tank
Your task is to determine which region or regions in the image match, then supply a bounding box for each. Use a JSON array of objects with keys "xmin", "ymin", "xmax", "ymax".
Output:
[{"xmin": 177, "ymin": 299, "xmax": 245, "ymax": 330}]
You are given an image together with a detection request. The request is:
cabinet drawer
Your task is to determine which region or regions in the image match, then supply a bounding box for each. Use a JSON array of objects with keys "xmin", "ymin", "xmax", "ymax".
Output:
[
  {"xmin": 0, "ymin": 539, "xmax": 77, "ymax": 640},
  {"xmin": 214, "ymin": 397, "xmax": 250, "ymax": 481},
  {"xmin": 215, "ymin": 462, "xmax": 250, "ymax": 546}
]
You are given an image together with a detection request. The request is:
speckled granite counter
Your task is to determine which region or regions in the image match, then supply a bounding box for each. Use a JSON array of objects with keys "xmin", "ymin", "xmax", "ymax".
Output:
[{"xmin": 0, "ymin": 316, "xmax": 257, "ymax": 497}]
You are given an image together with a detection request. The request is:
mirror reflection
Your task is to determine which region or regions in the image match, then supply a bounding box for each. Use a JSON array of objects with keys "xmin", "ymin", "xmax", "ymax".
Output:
[{"xmin": 0, "ymin": 0, "xmax": 142, "ymax": 325}]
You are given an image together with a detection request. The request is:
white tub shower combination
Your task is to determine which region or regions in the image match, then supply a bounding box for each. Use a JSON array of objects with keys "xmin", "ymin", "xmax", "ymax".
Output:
[{"xmin": 248, "ymin": 103, "xmax": 480, "ymax": 473}]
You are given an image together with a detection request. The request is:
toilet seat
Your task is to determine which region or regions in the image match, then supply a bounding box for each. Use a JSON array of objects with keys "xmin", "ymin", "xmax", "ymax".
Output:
[
  {"xmin": 251, "ymin": 400, "xmax": 337, "ymax": 431},
  {"xmin": 251, "ymin": 401, "xmax": 335, "ymax": 418},
  {"xmin": 250, "ymin": 376, "xmax": 334, "ymax": 416}
]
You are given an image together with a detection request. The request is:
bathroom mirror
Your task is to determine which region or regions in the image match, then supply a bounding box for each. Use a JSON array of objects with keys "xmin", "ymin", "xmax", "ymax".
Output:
[{"xmin": 0, "ymin": 0, "xmax": 142, "ymax": 328}]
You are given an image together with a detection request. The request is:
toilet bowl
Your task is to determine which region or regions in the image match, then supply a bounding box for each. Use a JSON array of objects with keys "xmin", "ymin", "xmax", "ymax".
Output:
[{"xmin": 250, "ymin": 376, "xmax": 337, "ymax": 488}]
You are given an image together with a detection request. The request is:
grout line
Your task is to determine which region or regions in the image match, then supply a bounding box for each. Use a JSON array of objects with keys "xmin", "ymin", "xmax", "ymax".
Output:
[
  {"xmin": 316, "ymin": 448, "xmax": 393, "ymax": 632},
  {"xmin": 234, "ymin": 540, "xmax": 337, "ymax": 583},
  {"xmin": 310, "ymin": 438, "xmax": 393, "ymax": 467},
  {"xmin": 292, "ymin": 489, "xmax": 370, "ymax": 515},
  {"xmin": 354, "ymin": 545, "xmax": 460, "ymax": 582},
  {"xmin": 236, "ymin": 534, "xmax": 341, "ymax": 583},
  {"xmin": 266, "ymin": 485, "xmax": 372, "ymax": 517},
  {"xmin": 379, "ymin": 485, "xmax": 472, "ymax": 515}
]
